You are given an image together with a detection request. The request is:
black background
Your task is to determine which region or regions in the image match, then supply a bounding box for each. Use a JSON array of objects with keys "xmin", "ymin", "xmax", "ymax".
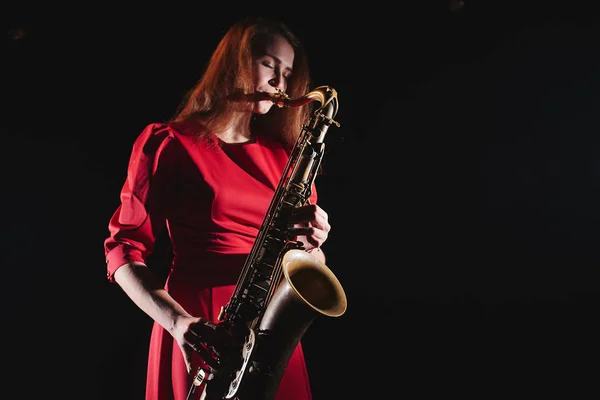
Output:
[{"xmin": 3, "ymin": 1, "xmax": 600, "ymax": 398}]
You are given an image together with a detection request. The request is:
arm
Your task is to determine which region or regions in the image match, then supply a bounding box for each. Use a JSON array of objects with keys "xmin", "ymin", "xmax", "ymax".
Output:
[
  {"xmin": 113, "ymin": 262, "xmax": 190, "ymax": 333},
  {"xmin": 106, "ymin": 127, "xmax": 218, "ymax": 374},
  {"xmin": 113, "ymin": 262, "xmax": 217, "ymax": 374}
]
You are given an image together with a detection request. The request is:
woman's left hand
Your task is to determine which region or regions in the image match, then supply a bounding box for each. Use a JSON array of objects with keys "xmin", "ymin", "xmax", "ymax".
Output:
[{"xmin": 288, "ymin": 204, "xmax": 330, "ymax": 251}]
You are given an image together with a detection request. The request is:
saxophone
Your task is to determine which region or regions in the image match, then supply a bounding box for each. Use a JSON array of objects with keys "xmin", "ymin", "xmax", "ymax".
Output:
[{"xmin": 186, "ymin": 85, "xmax": 347, "ymax": 400}]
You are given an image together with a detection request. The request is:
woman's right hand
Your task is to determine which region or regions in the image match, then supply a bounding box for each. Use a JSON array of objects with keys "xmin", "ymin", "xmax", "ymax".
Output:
[{"xmin": 171, "ymin": 315, "xmax": 221, "ymax": 374}]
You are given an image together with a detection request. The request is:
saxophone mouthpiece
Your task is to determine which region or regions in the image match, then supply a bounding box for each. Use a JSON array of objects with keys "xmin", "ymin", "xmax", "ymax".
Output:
[{"xmin": 263, "ymin": 88, "xmax": 290, "ymax": 108}]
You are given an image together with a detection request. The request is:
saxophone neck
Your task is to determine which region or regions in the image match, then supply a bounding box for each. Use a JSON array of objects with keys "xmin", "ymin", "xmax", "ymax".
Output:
[{"xmin": 267, "ymin": 86, "xmax": 340, "ymax": 126}]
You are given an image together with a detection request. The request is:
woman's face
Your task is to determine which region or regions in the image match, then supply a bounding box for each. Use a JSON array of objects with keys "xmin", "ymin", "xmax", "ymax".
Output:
[{"xmin": 252, "ymin": 33, "xmax": 295, "ymax": 114}]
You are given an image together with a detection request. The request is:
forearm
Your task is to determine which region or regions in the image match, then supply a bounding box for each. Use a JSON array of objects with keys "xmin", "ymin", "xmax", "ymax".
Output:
[{"xmin": 113, "ymin": 262, "xmax": 191, "ymax": 333}]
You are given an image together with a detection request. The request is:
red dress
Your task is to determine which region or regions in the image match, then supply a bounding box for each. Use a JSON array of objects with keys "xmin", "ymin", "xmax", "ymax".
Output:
[{"xmin": 104, "ymin": 120, "xmax": 315, "ymax": 400}]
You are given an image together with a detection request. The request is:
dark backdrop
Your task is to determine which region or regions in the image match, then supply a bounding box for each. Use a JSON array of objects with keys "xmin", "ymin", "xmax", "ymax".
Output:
[{"xmin": 3, "ymin": 1, "xmax": 599, "ymax": 399}]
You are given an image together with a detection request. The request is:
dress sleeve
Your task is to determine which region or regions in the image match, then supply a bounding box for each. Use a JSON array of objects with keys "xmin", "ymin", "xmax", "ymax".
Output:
[{"xmin": 104, "ymin": 123, "xmax": 178, "ymax": 282}]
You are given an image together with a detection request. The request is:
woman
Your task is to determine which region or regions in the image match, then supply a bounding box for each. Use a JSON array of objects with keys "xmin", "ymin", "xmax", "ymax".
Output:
[{"xmin": 104, "ymin": 15, "xmax": 332, "ymax": 400}]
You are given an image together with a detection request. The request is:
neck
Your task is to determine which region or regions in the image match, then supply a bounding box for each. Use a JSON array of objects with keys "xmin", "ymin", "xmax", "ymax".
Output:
[{"xmin": 215, "ymin": 113, "xmax": 254, "ymax": 144}]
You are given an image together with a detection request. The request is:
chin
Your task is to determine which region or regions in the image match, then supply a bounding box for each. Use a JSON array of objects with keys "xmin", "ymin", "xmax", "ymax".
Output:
[{"xmin": 254, "ymin": 100, "xmax": 274, "ymax": 115}]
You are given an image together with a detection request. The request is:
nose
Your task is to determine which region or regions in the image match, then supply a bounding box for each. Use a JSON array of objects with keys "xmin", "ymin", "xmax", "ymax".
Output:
[{"xmin": 268, "ymin": 71, "xmax": 285, "ymax": 90}]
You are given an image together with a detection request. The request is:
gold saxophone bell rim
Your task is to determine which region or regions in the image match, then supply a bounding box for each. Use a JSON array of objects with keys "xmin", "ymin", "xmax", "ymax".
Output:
[{"xmin": 281, "ymin": 249, "xmax": 348, "ymax": 318}]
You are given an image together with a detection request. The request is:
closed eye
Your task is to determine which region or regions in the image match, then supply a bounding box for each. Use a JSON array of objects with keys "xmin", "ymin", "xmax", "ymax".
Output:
[{"xmin": 261, "ymin": 61, "xmax": 291, "ymax": 80}]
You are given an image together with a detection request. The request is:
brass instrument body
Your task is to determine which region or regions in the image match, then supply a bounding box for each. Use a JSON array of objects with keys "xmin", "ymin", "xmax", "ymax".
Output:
[{"xmin": 188, "ymin": 86, "xmax": 347, "ymax": 400}]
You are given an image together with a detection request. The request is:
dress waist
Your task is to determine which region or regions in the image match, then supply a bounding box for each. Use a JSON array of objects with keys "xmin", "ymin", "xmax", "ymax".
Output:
[{"xmin": 167, "ymin": 251, "xmax": 247, "ymax": 287}]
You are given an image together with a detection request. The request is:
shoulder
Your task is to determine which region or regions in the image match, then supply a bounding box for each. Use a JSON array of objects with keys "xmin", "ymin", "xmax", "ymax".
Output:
[
  {"xmin": 132, "ymin": 120, "xmax": 214, "ymax": 154},
  {"xmin": 132, "ymin": 122, "xmax": 176, "ymax": 151},
  {"xmin": 126, "ymin": 123, "xmax": 186, "ymax": 172}
]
